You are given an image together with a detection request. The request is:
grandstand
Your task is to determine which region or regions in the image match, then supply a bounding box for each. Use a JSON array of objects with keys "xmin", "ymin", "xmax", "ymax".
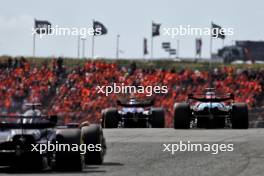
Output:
[{"xmin": 0, "ymin": 57, "xmax": 263, "ymax": 127}]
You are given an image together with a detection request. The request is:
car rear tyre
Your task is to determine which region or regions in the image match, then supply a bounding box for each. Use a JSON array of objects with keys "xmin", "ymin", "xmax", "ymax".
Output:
[
  {"xmin": 174, "ymin": 103, "xmax": 191, "ymax": 129},
  {"xmin": 232, "ymin": 103, "xmax": 248, "ymax": 129},
  {"xmin": 151, "ymin": 108, "xmax": 165, "ymax": 128},
  {"xmin": 82, "ymin": 124, "xmax": 106, "ymax": 165},
  {"xmin": 102, "ymin": 108, "xmax": 119, "ymax": 128}
]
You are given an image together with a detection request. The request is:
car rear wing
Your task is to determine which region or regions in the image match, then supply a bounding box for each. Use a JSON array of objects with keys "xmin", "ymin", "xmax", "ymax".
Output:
[
  {"xmin": 116, "ymin": 99, "xmax": 154, "ymax": 107},
  {"xmin": 0, "ymin": 115, "xmax": 57, "ymax": 129},
  {"xmin": 187, "ymin": 93, "xmax": 234, "ymax": 102}
]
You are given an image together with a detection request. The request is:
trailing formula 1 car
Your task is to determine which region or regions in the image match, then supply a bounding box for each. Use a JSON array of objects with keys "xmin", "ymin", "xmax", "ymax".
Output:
[
  {"xmin": 173, "ymin": 88, "xmax": 248, "ymax": 129},
  {"xmin": 0, "ymin": 103, "xmax": 106, "ymax": 171},
  {"xmin": 102, "ymin": 98, "xmax": 165, "ymax": 128}
]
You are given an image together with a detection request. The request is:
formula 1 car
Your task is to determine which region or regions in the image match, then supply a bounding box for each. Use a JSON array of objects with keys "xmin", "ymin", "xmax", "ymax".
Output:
[
  {"xmin": 0, "ymin": 103, "xmax": 106, "ymax": 171},
  {"xmin": 173, "ymin": 88, "xmax": 248, "ymax": 129},
  {"xmin": 102, "ymin": 98, "xmax": 165, "ymax": 128}
]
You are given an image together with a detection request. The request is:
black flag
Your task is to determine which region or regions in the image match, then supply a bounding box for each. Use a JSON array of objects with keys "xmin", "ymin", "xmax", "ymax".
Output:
[
  {"xmin": 143, "ymin": 38, "xmax": 148, "ymax": 55},
  {"xmin": 195, "ymin": 38, "xmax": 202, "ymax": 56},
  {"xmin": 168, "ymin": 49, "xmax": 176, "ymax": 55},
  {"xmin": 211, "ymin": 23, "xmax": 225, "ymax": 39},
  {"xmin": 152, "ymin": 22, "xmax": 161, "ymax": 37},
  {"xmin": 162, "ymin": 42, "xmax": 170, "ymax": 49},
  {"xmin": 34, "ymin": 19, "xmax": 52, "ymax": 34},
  {"xmin": 93, "ymin": 21, "xmax": 108, "ymax": 36}
]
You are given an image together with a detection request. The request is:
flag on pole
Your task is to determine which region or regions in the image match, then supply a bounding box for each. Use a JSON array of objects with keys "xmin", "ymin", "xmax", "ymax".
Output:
[
  {"xmin": 195, "ymin": 38, "xmax": 202, "ymax": 56},
  {"xmin": 168, "ymin": 49, "xmax": 176, "ymax": 55},
  {"xmin": 162, "ymin": 42, "xmax": 170, "ymax": 49},
  {"xmin": 150, "ymin": 21, "xmax": 161, "ymax": 58},
  {"xmin": 93, "ymin": 21, "xmax": 108, "ymax": 36},
  {"xmin": 34, "ymin": 19, "xmax": 52, "ymax": 34},
  {"xmin": 143, "ymin": 38, "xmax": 148, "ymax": 55},
  {"xmin": 211, "ymin": 23, "xmax": 225, "ymax": 39},
  {"xmin": 152, "ymin": 22, "xmax": 161, "ymax": 37}
]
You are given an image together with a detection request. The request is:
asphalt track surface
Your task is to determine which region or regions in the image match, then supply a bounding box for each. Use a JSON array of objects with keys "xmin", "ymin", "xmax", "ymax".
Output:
[{"xmin": 1, "ymin": 129, "xmax": 264, "ymax": 176}]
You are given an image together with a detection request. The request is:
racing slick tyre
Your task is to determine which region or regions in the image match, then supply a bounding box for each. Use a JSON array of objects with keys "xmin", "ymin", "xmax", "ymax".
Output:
[
  {"xmin": 102, "ymin": 108, "xmax": 119, "ymax": 128},
  {"xmin": 54, "ymin": 129, "xmax": 84, "ymax": 171},
  {"xmin": 82, "ymin": 124, "xmax": 106, "ymax": 165},
  {"xmin": 231, "ymin": 103, "xmax": 249, "ymax": 129},
  {"xmin": 174, "ymin": 103, "xmax": 191, "ymax": 129},
  {"xmin": 151, "ymin": 108, "xmax": 165, "ymax": 128}
]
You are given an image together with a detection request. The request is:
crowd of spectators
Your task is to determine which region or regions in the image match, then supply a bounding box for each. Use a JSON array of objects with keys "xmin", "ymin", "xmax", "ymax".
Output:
[
  {"xmin": 0, "ymin": 58, "xmax": 263, "ymax": 127},
  {"xmin": 0, "ymin": 57, "xmax": 58, "ymax": 114}
]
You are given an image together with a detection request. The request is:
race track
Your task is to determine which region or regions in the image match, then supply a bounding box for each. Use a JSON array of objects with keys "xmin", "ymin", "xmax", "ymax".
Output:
[{"xmin": 1, "ymin": 129, "xmax": 264, "ymax": 176}]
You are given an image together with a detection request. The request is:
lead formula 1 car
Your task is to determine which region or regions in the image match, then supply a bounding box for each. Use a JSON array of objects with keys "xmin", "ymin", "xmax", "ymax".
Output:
[{"xmin": 173, "ymin": 89, "xmax": 248, "ymax": 129}]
